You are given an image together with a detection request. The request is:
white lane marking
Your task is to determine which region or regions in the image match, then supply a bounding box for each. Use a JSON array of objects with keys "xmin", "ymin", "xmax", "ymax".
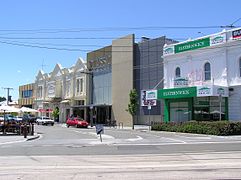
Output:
[
  {"xmin": 88, "ymin": 132, "xmax": 115, "ymax": 139},
  {"xmin": 72, "ymin": 130, "xmax": 115, "ymax": 139},
  {"xmin": 127, "ymin": 135, "xmax": 143, "ymax": 142},
  {"xmin": 0, "ymin": 139, "xmax": 26, "ymax": 145},
  {"xmin": 113, "ymin": 140, "xmax": 241, "ymax": 146},
  {"xmin": 161, "ymin": 137, "xmax": 187, "ymax": 143}
]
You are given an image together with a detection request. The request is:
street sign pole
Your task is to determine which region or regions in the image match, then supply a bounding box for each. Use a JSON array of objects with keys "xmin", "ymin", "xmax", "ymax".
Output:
[{"xmin": 148, "ymin": 102, "xmax": 151, "ymax": 131}]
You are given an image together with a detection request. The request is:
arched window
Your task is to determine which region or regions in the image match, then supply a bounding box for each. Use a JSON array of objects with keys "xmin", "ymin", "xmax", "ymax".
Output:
[
  {"xmin": 175, "ymin": 67, "xmax": 181, "ymax": 78},
  {"xmin": 204, "ymin": 62, "xmax": 211, "ymax": 81},
  {"xmin": 239, "ymin": 58, "xmax": 241, "ymax": 77}
]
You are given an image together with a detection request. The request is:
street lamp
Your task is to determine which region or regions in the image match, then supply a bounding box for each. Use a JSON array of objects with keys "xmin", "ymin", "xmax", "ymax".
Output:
[{"xmin": 219, "ymin": 94, "xmax": 222, "ymax": 121}]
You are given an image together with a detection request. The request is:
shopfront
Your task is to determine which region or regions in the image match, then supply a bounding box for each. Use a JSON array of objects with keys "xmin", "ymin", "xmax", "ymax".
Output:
[{"xmin": 158, "ymin": 86, "xmax": 228, "ymax": 122}]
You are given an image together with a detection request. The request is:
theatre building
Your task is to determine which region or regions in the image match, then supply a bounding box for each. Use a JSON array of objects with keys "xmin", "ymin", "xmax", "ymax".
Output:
[{"xmin": 159, "ymin": 27, "xmax": 241, "ymax": 122}]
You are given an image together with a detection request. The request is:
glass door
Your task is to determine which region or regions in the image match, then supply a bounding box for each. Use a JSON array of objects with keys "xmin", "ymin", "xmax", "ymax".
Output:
[{"xmin": 169, "ymin": 101, "xmax": 190, "ymax": 123}]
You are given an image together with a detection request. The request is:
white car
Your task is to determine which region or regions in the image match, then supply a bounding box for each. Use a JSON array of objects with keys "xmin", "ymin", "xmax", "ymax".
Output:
[{"xmin": 36, "ymin": 116, "xmax": 54, "ymax": 126}]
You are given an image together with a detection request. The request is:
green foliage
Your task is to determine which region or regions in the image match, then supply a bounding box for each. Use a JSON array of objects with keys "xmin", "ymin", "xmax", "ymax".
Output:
[
  {"xmin": 52, "ymin": 108, "xmax": 60, "ymax": 119},
  {"xmin": 152, "ymin": 121, "xmax": 241, "ymax": 136},
  {"xmin": 0, "ymin": 96, "xmax": 6, "ymax": 102},
  {"xmin": 126, "ymin": 89, "xmax": 138, "ymax": 116}
]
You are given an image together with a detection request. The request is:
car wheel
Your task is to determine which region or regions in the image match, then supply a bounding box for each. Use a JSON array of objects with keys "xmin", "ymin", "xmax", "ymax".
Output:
[
  {"xmin": 67, "ymin": 125, "xmax": 70, "ymax": 128},
  {"xmin": 51, "ymin": 123, "xmax": 54, "ymax": 126}
]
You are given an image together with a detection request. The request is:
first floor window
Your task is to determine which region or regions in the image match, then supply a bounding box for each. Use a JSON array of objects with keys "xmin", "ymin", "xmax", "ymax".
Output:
[
  {"xmin": 76, "ymin": 78, "xmax": 84, "ymax": 94},
  {"xmin": 175, "ymin": 67, "xmax": 181, "ymax": 78},
  {"xmin": 204, "ymin": 62, "xmax": 211, "ymax": 81}
]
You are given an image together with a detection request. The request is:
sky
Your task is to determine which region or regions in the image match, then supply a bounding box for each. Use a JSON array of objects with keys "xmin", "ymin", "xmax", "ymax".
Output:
[{"xmin": 0, "ymin": 0, "xmax": 241, "ymax": 100}]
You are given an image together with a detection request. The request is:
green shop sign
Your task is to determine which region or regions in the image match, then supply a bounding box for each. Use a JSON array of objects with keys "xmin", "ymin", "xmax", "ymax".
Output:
[
  {"xmin": 174, "ymin": 38, "xmax": 210, "ymax": 53},
  {"xmin": 158, "ymin": 87, "xmax": 197, "ymax": 99}
]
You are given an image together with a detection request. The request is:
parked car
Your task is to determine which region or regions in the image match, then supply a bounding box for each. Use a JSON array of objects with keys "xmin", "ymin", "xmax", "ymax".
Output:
[
  {"xmin": 22, "ymin": 114, "xmax": 37, "ymax": 123},
  {"xmin": 66, "ymin": 117, "xmax": 88, "ymax": 128},
  {"xmin": 15, "ymin": 116, "xmax": 22, "ymax": 122},
  {"xmin": 36, "ymin": 116, "xmax": 54, "ymax": 126}
]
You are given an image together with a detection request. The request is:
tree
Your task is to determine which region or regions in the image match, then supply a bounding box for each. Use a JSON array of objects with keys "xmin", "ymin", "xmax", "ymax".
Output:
[
  {"xmin": 0, "ymin": 96, "xmax": 6, "ymax": 102},
  {"xmin": 126, "ymin": 89, "xmax": 138, "ymax": 129},
  {"xmin": 52, "ymin": 108, "xmax": 60, "ymax": 122}
]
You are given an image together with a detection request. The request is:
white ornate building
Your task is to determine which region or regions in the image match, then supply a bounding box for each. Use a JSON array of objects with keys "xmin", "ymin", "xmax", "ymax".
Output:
[
  {"xmin": 159, "ymin": 27, "xmax": 241, "ymax": 122},
  {"xmin": 34, "ymin": 58, "xmax": 88, "ymax": 122}
]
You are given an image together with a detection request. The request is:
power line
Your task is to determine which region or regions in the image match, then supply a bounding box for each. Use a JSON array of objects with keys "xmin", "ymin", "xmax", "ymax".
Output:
[
  {"xmin": 1, "ymin": 37, "xmax": 241, "ymax": 53},
  {"xmin": 0, "ymin": 25, "xmax": 229, "ymax": 33}
]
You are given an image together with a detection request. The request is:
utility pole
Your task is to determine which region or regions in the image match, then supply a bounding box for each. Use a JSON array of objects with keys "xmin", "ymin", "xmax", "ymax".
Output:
[{"xmin": 2, "ymin": 87, "xmax": 13, "ymax": 105}]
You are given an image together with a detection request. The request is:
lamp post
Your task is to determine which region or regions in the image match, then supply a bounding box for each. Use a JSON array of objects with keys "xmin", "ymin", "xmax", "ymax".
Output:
[{"xmin": 219, "ymin": 94, "xmax": 222, "ymax": 121}]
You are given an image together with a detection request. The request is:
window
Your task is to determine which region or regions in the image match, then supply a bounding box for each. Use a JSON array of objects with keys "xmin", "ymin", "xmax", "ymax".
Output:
[
  {"xmin": 175, "ymin": 67, "xmax": 181, "ymax": 78},
  {"xmin": 37, "ymin": 86, "xmax": 43, "ymax": 98},
  {"xmin": 76, "ymin": 78, "xmax": 84, "ymax": 94},
  {"xmin": 80, "ymin": 79, "xmax": 83, "ymax": 92},
  {"xmin": 76, "ymin": 79, "xmax": 80, "ymax": 93},
  {"xmin": 239, "ymin": 58, "xmax": 241, "ymax": 77},
  {"xmin": 66, "ymin": 80, "xmax": 70, "ymax": 97},
  {"xmin": 204, "ymin": 62, "xmax": 211, "ymax": 81},
  {"xmin": 22, "ymin": 90, "xmax": 33, "ymax": 98}
]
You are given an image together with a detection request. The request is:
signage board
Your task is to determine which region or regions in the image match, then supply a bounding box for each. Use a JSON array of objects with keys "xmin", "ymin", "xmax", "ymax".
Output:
[
  {"xmin": 146, "ymin": 90, "xmax": 157, "ymax": 100},
  {"xmin": 141, "ymin": 90, "xmax": 157, "ymax": 106},
  {"xmin": 174, "ymin": 78, "xmax": 189, "ymax": 87},
  {"xmin": 232, "ymin": 28, "xmax": 241, "ymax": 39},
  {"xmin": 210, "ymin": 33, "xmax": 226, "ymax": 46},
  {"xmin": 196, "ymin": 86, "xmax": 213, "ymax": 97},
  {"xmin": 163, "ymin": 46, "xmax": 174, "ymax": 56},
  {"xmin": 158, "ymin": 87, "xmax": 197, "ymax": 99},
  {"xmin": 213, "ymin": 86, "xmax": 228, "ymax": 97},
  {"xmin": 174, "ymin": 38, "xmax": 210, "ymax": 54},
  {"xmin": 96, "ymin": 124, "xmax": 104, "ymax": 135},
  {"xmin": 158, "ymin": 86, "xmax": 228, "ymax": 99},
  {"xmin": 196, "ymin": 85, "xmax": 228, "ymax": 97}
]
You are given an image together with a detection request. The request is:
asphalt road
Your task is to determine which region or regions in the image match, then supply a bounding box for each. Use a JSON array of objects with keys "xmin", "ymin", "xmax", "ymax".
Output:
[
  {"xmin": 0, "ymin": 124, "xmax": 241, "ymax": 179},
  {"xmin": 1, "ymin": 124, "xmax": 241, "ymax": 156}
]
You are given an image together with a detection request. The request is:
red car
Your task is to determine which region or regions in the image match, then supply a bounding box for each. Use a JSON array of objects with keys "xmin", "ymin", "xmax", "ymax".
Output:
[{"xmin": 66, "ymin": 117, "xmax": 89, "ymax": 128}]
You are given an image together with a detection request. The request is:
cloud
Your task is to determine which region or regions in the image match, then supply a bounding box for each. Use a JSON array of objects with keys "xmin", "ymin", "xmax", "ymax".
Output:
[{"xmin": 17, "ymin": 70, "xmax": 21, "ymax": 73}]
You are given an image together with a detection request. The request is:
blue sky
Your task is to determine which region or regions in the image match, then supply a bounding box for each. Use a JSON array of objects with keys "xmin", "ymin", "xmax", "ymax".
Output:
[{"xmin": 0, "ymin": 0, "xmax": 241, "ymax": 100}]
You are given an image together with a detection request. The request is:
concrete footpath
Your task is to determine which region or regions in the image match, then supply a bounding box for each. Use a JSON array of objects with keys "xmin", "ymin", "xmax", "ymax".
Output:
[{"xmin": 0, "ymin": 133, "xmax": 40, "ymax": 145}]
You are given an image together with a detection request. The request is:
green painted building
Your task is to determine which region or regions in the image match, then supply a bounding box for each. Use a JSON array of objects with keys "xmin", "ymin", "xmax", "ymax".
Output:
[{"xmin": 157, "ymin": 86, "xmax": 228, "ymax": 123}]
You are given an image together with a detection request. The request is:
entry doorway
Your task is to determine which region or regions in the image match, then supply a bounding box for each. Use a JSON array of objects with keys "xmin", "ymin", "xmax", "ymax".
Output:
[
  {"xmin": 169, "ymin": 101, "xmax": 191, "ymax": 123},
  {"xmin": 94, "ymin": 106, "xmax": 111, "ymax": 124}
]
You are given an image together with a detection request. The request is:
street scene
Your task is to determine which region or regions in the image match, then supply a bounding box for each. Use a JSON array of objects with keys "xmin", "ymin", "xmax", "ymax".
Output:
[
  {"xmin": 1, "ymin": 0, "xmax": 241, "ymax": 179},
  {"xmin": 1, "ymin": 124, "xmax": 241, "ymax": 179}
]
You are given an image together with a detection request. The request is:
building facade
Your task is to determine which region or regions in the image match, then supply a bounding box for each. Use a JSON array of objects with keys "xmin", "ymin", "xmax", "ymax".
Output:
[
  {"xmin": 134, "ymin": 36, "xmax": 177, "ymax": 124},
  {"xmin": 87, "ymin": 35, "xmax": 135, "ymax": 127},
  {"xmin": 18, "ymin": 83, "xmax": 34, "ymax": 108},
  {"xmin": 159, "ymin": 27, "xmax": 241, "ymax": 122},
  {"xmin": 34, "ymin": 58, "xmax": 88, "ymax": 122}
]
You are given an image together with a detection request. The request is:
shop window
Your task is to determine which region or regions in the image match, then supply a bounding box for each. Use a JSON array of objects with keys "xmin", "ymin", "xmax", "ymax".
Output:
[
  {"xmin": 204, "ymin": 62, "xmax": 211, "ymax": 81},
  {"xmin": 175, "ymin": 67, "xmax": 181, "ymax": 78}
]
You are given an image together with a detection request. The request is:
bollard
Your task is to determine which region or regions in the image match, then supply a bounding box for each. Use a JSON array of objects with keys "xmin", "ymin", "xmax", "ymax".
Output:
[
  {"xmin": 23, "ymin": 124, "xmax": 27, "ymax": 138},
  {"xmin": 118, "ymin": 122, "xmax": 123, "ymax": 129},
  {"xmin": 31, "ymin": 123, "xmax": 34, "ymax": 136}
]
